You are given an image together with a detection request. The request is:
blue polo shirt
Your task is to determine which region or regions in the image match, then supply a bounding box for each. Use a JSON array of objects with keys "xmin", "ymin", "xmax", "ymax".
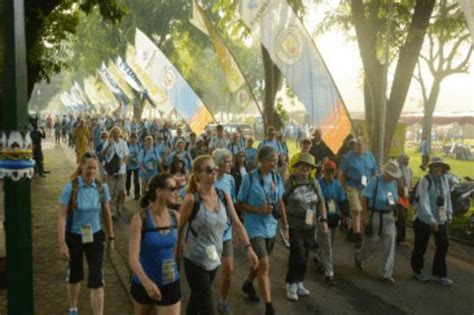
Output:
[
  {"xmin": 237, "ymin": 169, "xmax": 284, "ymax": 238},
  {"xmin": 362, "ymin": 175, "xmax": 399, "ymax": 212},
  {"xmin": 215, "ymin": 174, "xmax": 236, "ymax": 242},
  {"xmin": 127, "ymin": 142, "xmax": 141, "ymax": 170},
  {"xmin": 245, "ymin": 147, "xmax": 257, "ymax": 168},
  {"xmin": 340, "ymin": 150, "xmax": 378, "ymax": 190},
  {"xmin": 138, "ymin": 147, "xmax": 160, "ymax": 180},
  {"xmin": 59, "ymin": 176, "xmax": 111, "ymax": 235}
]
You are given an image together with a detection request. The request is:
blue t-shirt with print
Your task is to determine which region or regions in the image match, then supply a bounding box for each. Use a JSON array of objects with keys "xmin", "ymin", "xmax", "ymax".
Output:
[
  {"xmin": 362, "ymin": 175, "xmax": 399, "ymax": 212},
  {"xmin": 340, "ymin": 150, "xmax": 378, "ymax": 190}
]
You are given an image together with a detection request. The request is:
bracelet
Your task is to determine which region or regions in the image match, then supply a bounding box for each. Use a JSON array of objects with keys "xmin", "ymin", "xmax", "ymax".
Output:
[
  {"xmin": 320, "ymin": 218, "xmax": 327, "ymax": 222},
  {"xmin": 285, "ymin": 225, "xmax": 290, "ymax": 229},
  {"xmin": 108, "ymin": 237, "xmax": 115, "ymax": 240},
  {"xmin": 245, "ymin": 244, "xmax": 251, "ymax": 250}
]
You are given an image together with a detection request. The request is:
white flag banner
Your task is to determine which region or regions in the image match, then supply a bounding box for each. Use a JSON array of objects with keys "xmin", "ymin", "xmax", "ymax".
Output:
[
  {"xmin": 116, "ymin": 56, "xmax": 145, "ymax": 93},
  {"xmin": 239, "ymin": 0, "xmax": 352, "ymax": 153},
  {"xmin": 458, "ymin": 0, "xmax": 474, "ymax": 42}
]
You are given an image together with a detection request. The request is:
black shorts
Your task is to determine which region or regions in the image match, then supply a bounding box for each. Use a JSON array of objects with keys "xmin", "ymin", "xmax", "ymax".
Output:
[
  {"xmin": 130, "ymin": 280, "xmax": 181, "ymax": 306},
  {"xmin": 250, "ymin": 237, "xmax": 275, "ymax": 259},
  {"xmin": 65, "ymin": 230, "xmax": 105, "ymax": 288}
]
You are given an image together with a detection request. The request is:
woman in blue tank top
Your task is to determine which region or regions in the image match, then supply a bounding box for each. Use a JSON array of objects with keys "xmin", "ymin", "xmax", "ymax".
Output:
[{"xmin": 128, "ymin": 172, "xmax": 181, "ymax": 314}]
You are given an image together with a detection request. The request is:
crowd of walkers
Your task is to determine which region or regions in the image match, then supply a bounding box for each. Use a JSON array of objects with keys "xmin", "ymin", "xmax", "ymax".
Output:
[{"xmin": 51, "ymin": 114, "xmax": 456, "ymax": 315}]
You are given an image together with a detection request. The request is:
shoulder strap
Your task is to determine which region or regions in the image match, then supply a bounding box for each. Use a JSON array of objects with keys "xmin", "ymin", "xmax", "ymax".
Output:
[
  {"xmin": 245, "ymin": 170, "xmax": 255, "ymax": 203},
  {"xmin": 371, "ymin": 176, "xmax": 379, "ymax": 209},
  {"xmin": 215, "ymin": 188, "xmax": 231, "ymax": 224},
  {"xmin": 185, "ymin": 192, "xmax": 201, "ymax": 241},
  {"xmin": 67, "ymin": 178, "xmax": 80, "ymax": 216}
]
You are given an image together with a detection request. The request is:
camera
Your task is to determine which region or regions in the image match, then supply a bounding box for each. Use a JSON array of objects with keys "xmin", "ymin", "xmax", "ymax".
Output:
[
  {"xmin": 271, "ymin": 204, "xmax": 281, "ymax": 219},
  {"xmin": 437, "ymin": 196, "xmax": 445, "ymax": 207}
]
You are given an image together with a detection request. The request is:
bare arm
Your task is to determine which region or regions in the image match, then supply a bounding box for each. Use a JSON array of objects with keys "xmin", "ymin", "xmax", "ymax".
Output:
[
  {"xmin": 102, "ymin": 202, "xmax": 114, "ymax": 238},
  {"xmin": 176, "ymin": 193, "xmax": 195, "ymax": 259},
  {"xmin": 237, "ymin": 202, "xmax": 272, "ymax": 215},
  {"xmin": 57, "ymin": 205, "xmax": 68, "ymax": 247},
  {"xmin": 128, "ymin": 214, "xmax": 151, "ymax": 285}
]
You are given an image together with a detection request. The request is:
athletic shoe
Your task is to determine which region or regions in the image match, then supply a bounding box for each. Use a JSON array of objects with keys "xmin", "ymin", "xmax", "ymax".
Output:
[
  {"xmin": 296, "ymin": 282, "xmax": 310, "ymax": 296},
  {"xmin": 265, "ymin": 303, "xmax": 275, "ymax": 315},
  {"xmin": 325, "ymin": 276, "xmax": 336, "ymax": 286},
  {"xmin": 413, "ymin": 272, "xmax": 430, "ymax": 282},
  {"xmin": 68, "ymin": 309, "xmax": 78, "ymax": 315},
  {"xmin": 242, "ymin": 281, "xmax": 260, "ymax": 302},
  {"xmin": 354, "ymin": 233, "xmax": 362, "ymax": 249},
  {"xmin": 354, "ymin": 252, "xmax": 363, "ymax": 270},
  {"xmin": 380, "ymin": 276, "xmax": 395, "ymax": 285},
  {"xmin": 287, "ymin": 283, "xmax": 298, "ymax": 301},
  {"xmin": 438, "ymin": 277, "xmax": 454, "ymax": 287},
  {"xmin": 217, "ymin": 301, "xmax": 230, "ymax": 314}
]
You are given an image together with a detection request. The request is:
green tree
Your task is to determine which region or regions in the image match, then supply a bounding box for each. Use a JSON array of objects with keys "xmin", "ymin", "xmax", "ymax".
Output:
[{"xmin": 413, "ymin": 0, "xmax": 472, "ymax": 146}]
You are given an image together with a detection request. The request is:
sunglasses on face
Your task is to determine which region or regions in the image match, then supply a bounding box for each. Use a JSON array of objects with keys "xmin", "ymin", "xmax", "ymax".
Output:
[
  {"xmin": 200, "ymin": 166, "xmax": 218, "ymax": 174},
  {"xmin": 165, "ymin": 186, "xmax": 179, "ymax": 192},
  {"xmin": 83, "ymin": 152, "xmax": 97, "ymax": 159}
]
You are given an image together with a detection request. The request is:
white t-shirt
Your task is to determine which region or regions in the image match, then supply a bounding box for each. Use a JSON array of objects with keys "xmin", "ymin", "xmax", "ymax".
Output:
[{"xmin": 102, "ymin": 138, "xmax": 129, "ymax": 175}]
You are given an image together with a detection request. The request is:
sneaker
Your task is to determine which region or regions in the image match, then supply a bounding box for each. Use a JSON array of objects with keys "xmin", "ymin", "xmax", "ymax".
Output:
[
  {"xmin": 413, "ymin": 272, "xmax": 430, "ymax": 282},
  {"xmin": 217, "ymin": 301, "xmax": 230, "ymax": 314},
  {"xmin": 68, "ymin": 309, "xmax": 78, "ymax": 315},
  {"xmin": 354, "ymin": 252, "xmax": 363, "ymax": 270},
  {"xmin": 242, "ymin": 281, "xmax": 260, "ymax": 302},
  {"xmin": 325, "ymin": 276, "xmax": 336, "ymax": 286},
  {"xmin": 287, "ymin": 283, "xmax": 298, "ymax": 301},
  {"xmin": 296, "ymin": 282, "xmax": 310, "ymax": 296},
  {"xmin": 438, "ymin": 277, "xmax": 454, "ymax": 287},
  {"xmin": 380, "ymin": 276, "xmax": 395, "ymax": 285}
]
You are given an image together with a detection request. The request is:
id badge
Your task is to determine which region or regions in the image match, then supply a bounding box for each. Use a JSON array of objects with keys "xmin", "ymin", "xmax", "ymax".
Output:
[
  {"xmin": 162, "ymin": 259, "xmax": 177, "ymax": 284},
  {"xmin": 387, "ymin": 192, "xmax": 395, "ymax": 206},
  {"xmin": 80, "ymin": 224, "xmax": 94, "ymax": 244},
  {"xmin": 403, "ymin": 187, "xmax": 409, "ymax": 198},
  {"xmin": 206, "ymin": 245, "xmax": 220, "ymax": 263},
  {"xmin": 146, "ymin": 162, "xmax": 154, "ymax": 170},
  {"xmin": 327, "ymin": 200, "xmax": 336, "ymax": 214},
  {"xmin": 438, "ymin": 206, "xmax": 448, "ymax": 222},
  {"xmin": 361, "ymin": 175, "xmax": 368, "ymax": 186},
  {"xmin": 305, "ymin": 210, "xmax": 314, "ymax": 226}
]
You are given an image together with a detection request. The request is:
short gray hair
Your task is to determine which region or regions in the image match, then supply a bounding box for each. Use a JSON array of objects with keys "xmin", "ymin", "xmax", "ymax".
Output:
[{"xmin": 212, "ymin": 148, "xmax": 232, "ymax": 166}]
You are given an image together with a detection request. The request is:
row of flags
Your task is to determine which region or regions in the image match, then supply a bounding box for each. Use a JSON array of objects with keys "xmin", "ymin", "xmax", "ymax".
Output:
[{"xmin": 60, "ymin": 0, "xmax": 356, "ymax": 152}]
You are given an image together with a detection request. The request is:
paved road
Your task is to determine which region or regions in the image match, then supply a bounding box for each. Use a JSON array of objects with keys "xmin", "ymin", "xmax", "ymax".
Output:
[{"xmin": 1, "ymin": 140, "xmax": 473, "ymax": 314}]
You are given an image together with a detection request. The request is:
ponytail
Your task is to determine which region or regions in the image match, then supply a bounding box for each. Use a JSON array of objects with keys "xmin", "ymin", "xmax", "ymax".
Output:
[
  {"xmin": 70, "ymin": 166, "xmax": 81, "ymax": 180},
  {"xmin": 187, "ymin": 174, "xmax": 198, "ymax": 194},
  {"xmin": 140, "ymin": 189, "xmax": 153, "ymax": 208}
]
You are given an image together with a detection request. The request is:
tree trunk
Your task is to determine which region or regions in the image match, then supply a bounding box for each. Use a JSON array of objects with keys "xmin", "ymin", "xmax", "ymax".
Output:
[
  {"xmin": 382, "ymin": 0, "xmax": 436, "ymax": 161},
  {"xmin": 421, "ymin": 77, "xmax": 442, "ymax": 148},
  {"xmin": 132, "ymin": 91, "xmax": 146, "ymax": 122},
  {"xmin": 261, "ymin": 44, "xmax": 283, "ymax": 131}
]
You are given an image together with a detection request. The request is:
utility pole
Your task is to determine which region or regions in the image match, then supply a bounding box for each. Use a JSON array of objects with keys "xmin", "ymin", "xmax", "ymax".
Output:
[{"xmin": 2, "ymin": 0, "xmax": 34, "ymax": 314}]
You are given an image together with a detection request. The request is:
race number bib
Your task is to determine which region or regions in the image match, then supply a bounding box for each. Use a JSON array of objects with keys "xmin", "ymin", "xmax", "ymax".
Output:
[
  {"xmin": 327, "ymin": 200, "xmax": 336, "ymax": 214},
  {"xmin": 206, "ymin": 245, "xmax": 220, "ymax": 263},
  {"xmin": 305, "ymin": 210, "xmax": 314, "ymax": 226},
  {"xmin": 162, "ymin": 259, "xmax": 177, "ymax": 284},
  {"xmin": 146, "ymin": 162, "xmax": 155, "ymax": 170},
  {"xmin": 361, "ymin": 176, "xmax": 368, "ymax": 186},
  {"xmin": 387, "ymin": 192, "xmax": 395, "ymax": 206},
  {"xmin": 80, "ymin": 224, "xmax": 94, "ymax": 244},
  {"xmin": 438, "ymin": 206, "xmax": 447, "ymax": 222}
]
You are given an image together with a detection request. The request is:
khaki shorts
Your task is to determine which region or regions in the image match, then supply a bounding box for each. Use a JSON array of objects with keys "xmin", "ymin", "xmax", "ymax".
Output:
[
  {"xmin": 346, "ymin": 186, "xmax": 363, "ymax": 215},
  {"xmin": 221, "ymin": 240, "xmax": 234, "ymax": 258},
  {"xmin": 250, "ymin": 237, "xmax": 275, "ymax": 259}
]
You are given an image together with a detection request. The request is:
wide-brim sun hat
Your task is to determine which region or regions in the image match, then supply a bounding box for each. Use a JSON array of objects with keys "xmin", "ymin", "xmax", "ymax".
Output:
[
  {"xmin": 294, "ymin": 152, "xmax": 317, "ymax": 169},
  {"xmin": 427, "ymin": 156, "xmax": 450, "ymax": 171},
  {"xmin": 383, "ymin": 160, "xmax": 402, "ymax": 178}
]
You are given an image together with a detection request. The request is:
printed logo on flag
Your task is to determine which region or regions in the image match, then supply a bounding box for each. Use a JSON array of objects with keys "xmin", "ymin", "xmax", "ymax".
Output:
[
  {"xmin": 275, "ymin": 26, "xmax": 303, "ymax": 65},
  {"xmin": 161, "ymin": 67, "xmax": 176, "ymax": 90}
]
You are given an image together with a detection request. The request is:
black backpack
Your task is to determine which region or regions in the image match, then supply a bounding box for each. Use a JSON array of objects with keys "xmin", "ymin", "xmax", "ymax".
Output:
[
  {"xmin": 409, "ymin": 175, "xmax": 432, "ymax": 205},
  {"xmin": 185, "ymin": 188, "xmax": 230, "ymax": 241}
]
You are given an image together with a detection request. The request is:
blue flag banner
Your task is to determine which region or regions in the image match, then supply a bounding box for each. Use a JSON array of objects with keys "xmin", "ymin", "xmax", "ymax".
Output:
[
  {"xmin": 116, "ymin": 56, "xmax": 156, "ymax": 107},
  {"xmin": 135, "ymin": 28, "xmax": 214, "ymax": 133},
  {"xmin": 239, "ymin": 0, "xmax": 352, "ymax": 153},
  {"xmin": 98, "ymin": 63, "xmax": 128, "ymax": 107}
]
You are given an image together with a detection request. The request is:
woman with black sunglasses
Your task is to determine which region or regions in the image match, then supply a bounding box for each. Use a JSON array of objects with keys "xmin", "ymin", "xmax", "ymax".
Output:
[
  {"xmin": 176, "ymin": 155, "xmax": 259, "ymax": 315},
  {"xmin": 128, "ymin": 173, "xmax": 182, "ymax": 315}
]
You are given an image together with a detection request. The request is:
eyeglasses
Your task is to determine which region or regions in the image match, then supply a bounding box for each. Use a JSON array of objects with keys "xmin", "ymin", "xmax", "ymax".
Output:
[
  {"xmin": 199, "ymin": 166, "xmax": 218, "ymax": 174},
  {"xmin": 165, "ymin": 186, "xmax": 179, "ymax": 192}
]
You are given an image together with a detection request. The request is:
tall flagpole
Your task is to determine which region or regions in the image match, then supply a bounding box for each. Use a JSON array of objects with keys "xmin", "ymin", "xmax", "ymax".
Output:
[
  {"xmin": 2, "ymin": 0, "xmax": 35, "ymax": 313},
  {"xmin": 379, "ymin": 0, "xmax": 394, "ymax": 167}
]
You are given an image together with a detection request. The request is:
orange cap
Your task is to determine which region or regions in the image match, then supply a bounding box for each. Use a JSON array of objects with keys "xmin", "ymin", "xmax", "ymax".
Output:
[{"xmin": 322, "ymin": 160, "xmax": 337, "ymax": 172}]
